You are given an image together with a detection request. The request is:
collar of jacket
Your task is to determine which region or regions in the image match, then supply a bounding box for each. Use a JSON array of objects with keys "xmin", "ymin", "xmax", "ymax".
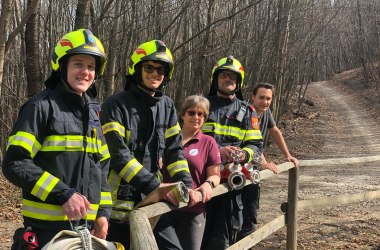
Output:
[
  {"xmin": 209, "ymin": 94, "xmax": 237, "ymax": 105},
  {"xmin": 55, "ymin": 80, "xmax": 92, "ymax": 107},
  {"xmin": 130, "ymin": 82, "xmax": 163, "ymax": 106}
]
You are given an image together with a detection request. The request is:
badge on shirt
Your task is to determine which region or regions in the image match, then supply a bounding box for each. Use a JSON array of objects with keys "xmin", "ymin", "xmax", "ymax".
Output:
[
  {"xmin": 189, "ymin": 149, "xmax": 199, "ymax": 156},
  {"xmin": 251, "ymin": 117, "xmax": 260, "ymax": 130}
]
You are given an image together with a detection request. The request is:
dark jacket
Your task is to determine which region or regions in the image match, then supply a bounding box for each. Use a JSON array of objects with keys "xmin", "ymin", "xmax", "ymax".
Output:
[
  {"xmin": 2, "ymin": 81, "xmax": 112, "ymax": 231},
  {"xmin": 100, "ymin": 82, "xmax": 192, "ymax": 222},
  {"xmin": 202, "ymin": 95, "xmax": 263, "ymax": 163}
]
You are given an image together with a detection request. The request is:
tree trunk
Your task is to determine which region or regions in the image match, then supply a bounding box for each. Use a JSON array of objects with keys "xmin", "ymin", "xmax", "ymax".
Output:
[
  {"xmin": 25, "ymin": 0, "xmax": 41, "ymax": 98},
  {"xmin": 74, "ymin": 0, "xmax": 90, "ymax": 30},
  {"xmin": 0, "ymin": 0, "xmax": 14, "ymax": 96},
  {"xmin": 104, "ymin": 0, "xmax": 122, "ymax": 98}
]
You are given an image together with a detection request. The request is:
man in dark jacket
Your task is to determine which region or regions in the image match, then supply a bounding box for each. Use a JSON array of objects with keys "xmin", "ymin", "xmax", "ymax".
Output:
[
  {"xmin": 2, "ymin": 29, "xmax": 112, "ymax": 249},
  {"xmin": 201, "ymin": 56, "xmax": 263, "ymax": 249},
  {"xmin": 100, "ymin": 40, "xmax": 196, "ymax": 248}
]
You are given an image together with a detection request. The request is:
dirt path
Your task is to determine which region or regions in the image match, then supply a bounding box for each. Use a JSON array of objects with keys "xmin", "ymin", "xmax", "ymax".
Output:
[{"xmin": 256, "ymin": 79, "xmax": 380, "ymax": 249}]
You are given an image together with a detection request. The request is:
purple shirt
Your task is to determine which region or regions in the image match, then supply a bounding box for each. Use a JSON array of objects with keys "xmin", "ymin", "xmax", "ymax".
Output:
[{"xmin": 180, "ymin": 131, "xmax": 221, "ymax": 213}]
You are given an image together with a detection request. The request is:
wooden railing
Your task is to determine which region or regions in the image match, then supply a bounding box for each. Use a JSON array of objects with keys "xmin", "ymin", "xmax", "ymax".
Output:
[{"xmin": 129, "ymin": 155, "xmax": 380, "ymax": 250}]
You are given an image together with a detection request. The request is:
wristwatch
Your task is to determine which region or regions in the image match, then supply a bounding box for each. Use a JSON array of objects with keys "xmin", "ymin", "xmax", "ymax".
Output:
[{"xmin": 205, "ymin": 180, "xmax": 215, "ymax": 189}]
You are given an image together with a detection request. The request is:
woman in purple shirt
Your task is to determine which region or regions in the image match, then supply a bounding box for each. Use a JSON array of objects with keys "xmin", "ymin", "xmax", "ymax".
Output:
[{"xmin": 154, "ymin": 95, "xmax": 221, "ymax": 250}]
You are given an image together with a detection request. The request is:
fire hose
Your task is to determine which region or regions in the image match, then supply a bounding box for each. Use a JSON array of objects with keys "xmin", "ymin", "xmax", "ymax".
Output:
[
  {"xmin": 42, "ymin": 222, "xmax": 124, "ymax": 250},
  {"xmin": 221, "ymin": 149, "xmax": 261, "ymax": 190}
]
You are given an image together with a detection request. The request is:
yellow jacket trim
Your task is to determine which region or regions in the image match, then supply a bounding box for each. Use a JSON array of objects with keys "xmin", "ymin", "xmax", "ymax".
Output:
[
  {"xmin": 242, "ymin": 147, "xmax": 254, "ymax": 163},
  {"xmin": 102, "ymin": 122, "xmax": 125, "ymax": 138},
  {"xmin": 22, "ymin": 199, "xmax": 99, "ymax": 221},
  {"xmin": 31, "ymin": 171, "xmax": 60, "ymax": 201},
  {"xmin": 166, "ymin": 160, "xmax": 190, "ymax": 177},
  {"xmin": 100, "ymin": 192, "xmax": 113, "ymax": 205},
  {"xmin": 244, "ymin": 129, "xmax": 263, "ymax": 141},
  {"xmin": 165, "ymin": 123, "xmax": 181, "ymax": 139},
  {"xmin": 120, "ymin": 158, "xmax": 143, "ymax": 182},
  {"xmin": 202, "ymin": 122, "xmax": 245, "ymax": 140},
  {"xmin": 6, "ymin": 131, "xmax": 41, "ymax": 158}
]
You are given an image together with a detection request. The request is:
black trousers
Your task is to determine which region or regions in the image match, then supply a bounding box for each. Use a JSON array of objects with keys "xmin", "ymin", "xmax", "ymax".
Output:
[
  {"xmin": 237, "ymin": 184, "xmax": 260, "ymax": 240},
  {"xmin": 107, "ymin": 221, "xmax": 130, "ymax": 250},
  {"xmin": 201, "ymin": 190, "xmax": 243, "ymax": 250}
]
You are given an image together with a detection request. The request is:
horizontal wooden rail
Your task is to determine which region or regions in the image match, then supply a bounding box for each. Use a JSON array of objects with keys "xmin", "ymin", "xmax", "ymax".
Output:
[
  {"xmin": 136, "ymin": 155, "xmax": 380, "ymax": 219},
  {"xmin": 280, "ymin": 189, "xmax": 380, "ymax": 212},
  {"xmin": 299, "ymin": 155, "xmax": 380, "ymax": 167},
  {"xmin": 227, "ymin": 215, "xmax": 286, "ymax": 250}
]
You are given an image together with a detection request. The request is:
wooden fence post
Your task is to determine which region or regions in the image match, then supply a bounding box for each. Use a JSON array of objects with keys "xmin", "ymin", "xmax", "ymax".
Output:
[
  {"xmin": 286, "ymin": 166, "xmax": 299, "ymax": 250},
  {"xmin": 129, "ymin": 209, "xmax": 158, "ymax": 250}
]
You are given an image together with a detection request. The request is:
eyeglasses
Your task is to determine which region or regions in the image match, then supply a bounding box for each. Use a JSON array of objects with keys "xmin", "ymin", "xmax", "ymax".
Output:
[
  {"xmin": 186, "ymin": 110, "xmax": 205, "ymax": 118},
  {"xmin": 219, "ymin": 71, "xmax": 238, "ymax": 81},
  {"xmin": 142, "ymin": 64, "xmax": 165, "ymax": 75}
]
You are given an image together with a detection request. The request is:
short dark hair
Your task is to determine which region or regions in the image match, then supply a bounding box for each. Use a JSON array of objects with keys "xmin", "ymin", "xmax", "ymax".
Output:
[{"xmin": 252, "ymin": 82, "xmax": 274, "ymax": 95}]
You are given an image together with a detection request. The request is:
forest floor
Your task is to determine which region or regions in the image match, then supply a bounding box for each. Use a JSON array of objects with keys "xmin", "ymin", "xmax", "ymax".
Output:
[{"xmin": 0, "ymin": 68, "xmax": 380, "ymax": 249}]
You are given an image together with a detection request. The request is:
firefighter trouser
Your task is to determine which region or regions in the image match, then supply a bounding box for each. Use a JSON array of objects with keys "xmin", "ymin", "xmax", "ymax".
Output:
[
  {"xmin": 107, "ymin": 220, "xmax": 130, "ymax": 250},
  {"xmin": 237, "ymin": 184, "xmax": 260, "ymax": 240},
  {"xmin": 201, "ymin": 190, "xmax": 243, "ymax": 250},
  {"xmin": 154, "ymin": 210, "xmax": 206, "ymax": 250}
]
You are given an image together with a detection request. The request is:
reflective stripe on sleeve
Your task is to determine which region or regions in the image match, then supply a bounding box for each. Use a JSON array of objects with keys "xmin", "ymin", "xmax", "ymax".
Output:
[
  {"xmin": 166, "ymin": 160, "xmax": 190, "ymax": 177},
  {"xmin": 242, "ymin": 147, "xmax": 254, "ymax": 163},
  {"xmin": 102, "ymin": 122, "xmax": 125, "ymax": 138},
  {"xmin": 119, "ymin": 158, "xmax": 143, "ymax": 182},
  {"xmin": 31, "ymin": 171, "xmax": 60, "ymax": 201},
  {"xmin": 244, "ymin": 129, "xmax": 263, "ymax": 141},
  {"xmin": 165, "ymin": 123, "xmax": 181, "ymax": 139},
  {"xmin": 6, "ymin": 131, "xmax": 41, "ymax": 158}
]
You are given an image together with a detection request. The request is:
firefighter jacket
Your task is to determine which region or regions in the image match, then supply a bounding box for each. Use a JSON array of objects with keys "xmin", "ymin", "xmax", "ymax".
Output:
[
  {"xmin": 100, "ymin": 82, "xmax": 192, "ymax": 222},
  {"xmin": 202, "ymin": 95, "xmax": 263, "ymax": 164},
  {"xmin": 2, "ymin": 81, "xmax": 112, "ymax": 231}
]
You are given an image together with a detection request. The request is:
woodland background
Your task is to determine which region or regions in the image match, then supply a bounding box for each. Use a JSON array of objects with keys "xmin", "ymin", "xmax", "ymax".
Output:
[{"xmin": 1, "ymin": 0, "xmax": 380, "ymax": 159}]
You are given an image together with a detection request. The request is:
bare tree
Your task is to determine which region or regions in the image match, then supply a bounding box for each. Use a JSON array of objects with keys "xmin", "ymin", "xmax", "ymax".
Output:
[{"xmin": 25, "ymin": 0, "xmax": 42, "ymax": 97}]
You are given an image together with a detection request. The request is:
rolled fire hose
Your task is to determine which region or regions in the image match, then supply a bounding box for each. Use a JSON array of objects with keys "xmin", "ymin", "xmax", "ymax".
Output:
[{"xmin": 41, "ymin": 228, "xmax": 125, "ymax": 250}]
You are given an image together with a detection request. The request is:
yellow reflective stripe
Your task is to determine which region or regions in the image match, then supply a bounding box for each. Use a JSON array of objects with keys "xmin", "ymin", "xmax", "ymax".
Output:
[
  {"xmin": 6, "ymin": 131, "xmax": 41, "ymax": 158},
  {"xmin": 110, "ymin": 199, "xmax": 134, "ymax": 220},
  {"xmin": 31, "ymin": 172, "xmax": 59, "ymax": 201},
  {"xmin": 40, "ymin": 135, "xmax": 84, "ymax": 151},
  {"xmin": 108, "ymin": 170, "xmax": 121, "ymax": 199},
  {"xmin": 100, "ymin": 144, "xmax": 110, "ymax": 161},
  {"xmin": 120, "ymin": 158, "xmax": 143, "ymax": 182},
  {"xmin": 167, "ymin": 160, "xmax": 190, "ymax": 177},
  {"xmin": 100, "ymin": 192, "xmax": 112, "ymax": 205},
  {"xmin": 125, "ymin": 130, "xmax": 131, "ymax": 145},
  {"xmin": 244, "ymin": 129, "xmax": 263, "ymax": 141},
  {"xmin": 22, "ymin": 199, "xmax": 98, "ymax": 221},
  {"xmin": 165, "ymin": 123, "xmax": 181, "ymax": 139},
  {"xmin": 102, "ymin": 122, "xmax": 125, "ymax": 138},
  {"xmin": 202, "ymin": 122, "xmax": 246, "ymax": 140},
  {"xmin": 242, "ymin": 147, "xmax": 254, "ymax": 163}
]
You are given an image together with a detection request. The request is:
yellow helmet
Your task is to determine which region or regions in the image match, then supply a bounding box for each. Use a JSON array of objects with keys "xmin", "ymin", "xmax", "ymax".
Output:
[
  {"xmin": 211, "ymin": 56, "xmax": 245, "ymax": 88},
  {"xmin": 51, "ymin": 29, "xmax": 107, "ymax": 75},
  {"xmin": 128, "ymin": 40, "xmax": 174, "ymax": 80}
]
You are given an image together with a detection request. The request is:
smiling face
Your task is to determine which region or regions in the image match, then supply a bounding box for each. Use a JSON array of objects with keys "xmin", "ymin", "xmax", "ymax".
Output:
[
  {"xmin": 141, "ymin": 60, "xmax": 165, "ymax": 93},
  {"xmin": 66, "ymin": 54, "xmax": 96, "ymax": 96},
  {"xmin": 181, "ymin": 105, "xmax": 206, "ymax": 134},
  {"xmin": 251, "ymin": 87, "xmax": 273, "ymax": 115},
  {"xmin": 216, "ymin": 70, "xmax": 238, "ymax": 96}
]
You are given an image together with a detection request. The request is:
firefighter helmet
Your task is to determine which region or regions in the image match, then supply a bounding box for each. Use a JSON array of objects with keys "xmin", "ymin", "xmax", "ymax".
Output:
[
  {"xmin": 128, "ymin": 40, "xmax": 174, "ymax": 80},
  {"xmin": 211, "ymin": 56, "xmax": 245, "ymax": 89},
  {"xmin": 51, "ymin": 29, "xmax": 107, "ymax": 76}
]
